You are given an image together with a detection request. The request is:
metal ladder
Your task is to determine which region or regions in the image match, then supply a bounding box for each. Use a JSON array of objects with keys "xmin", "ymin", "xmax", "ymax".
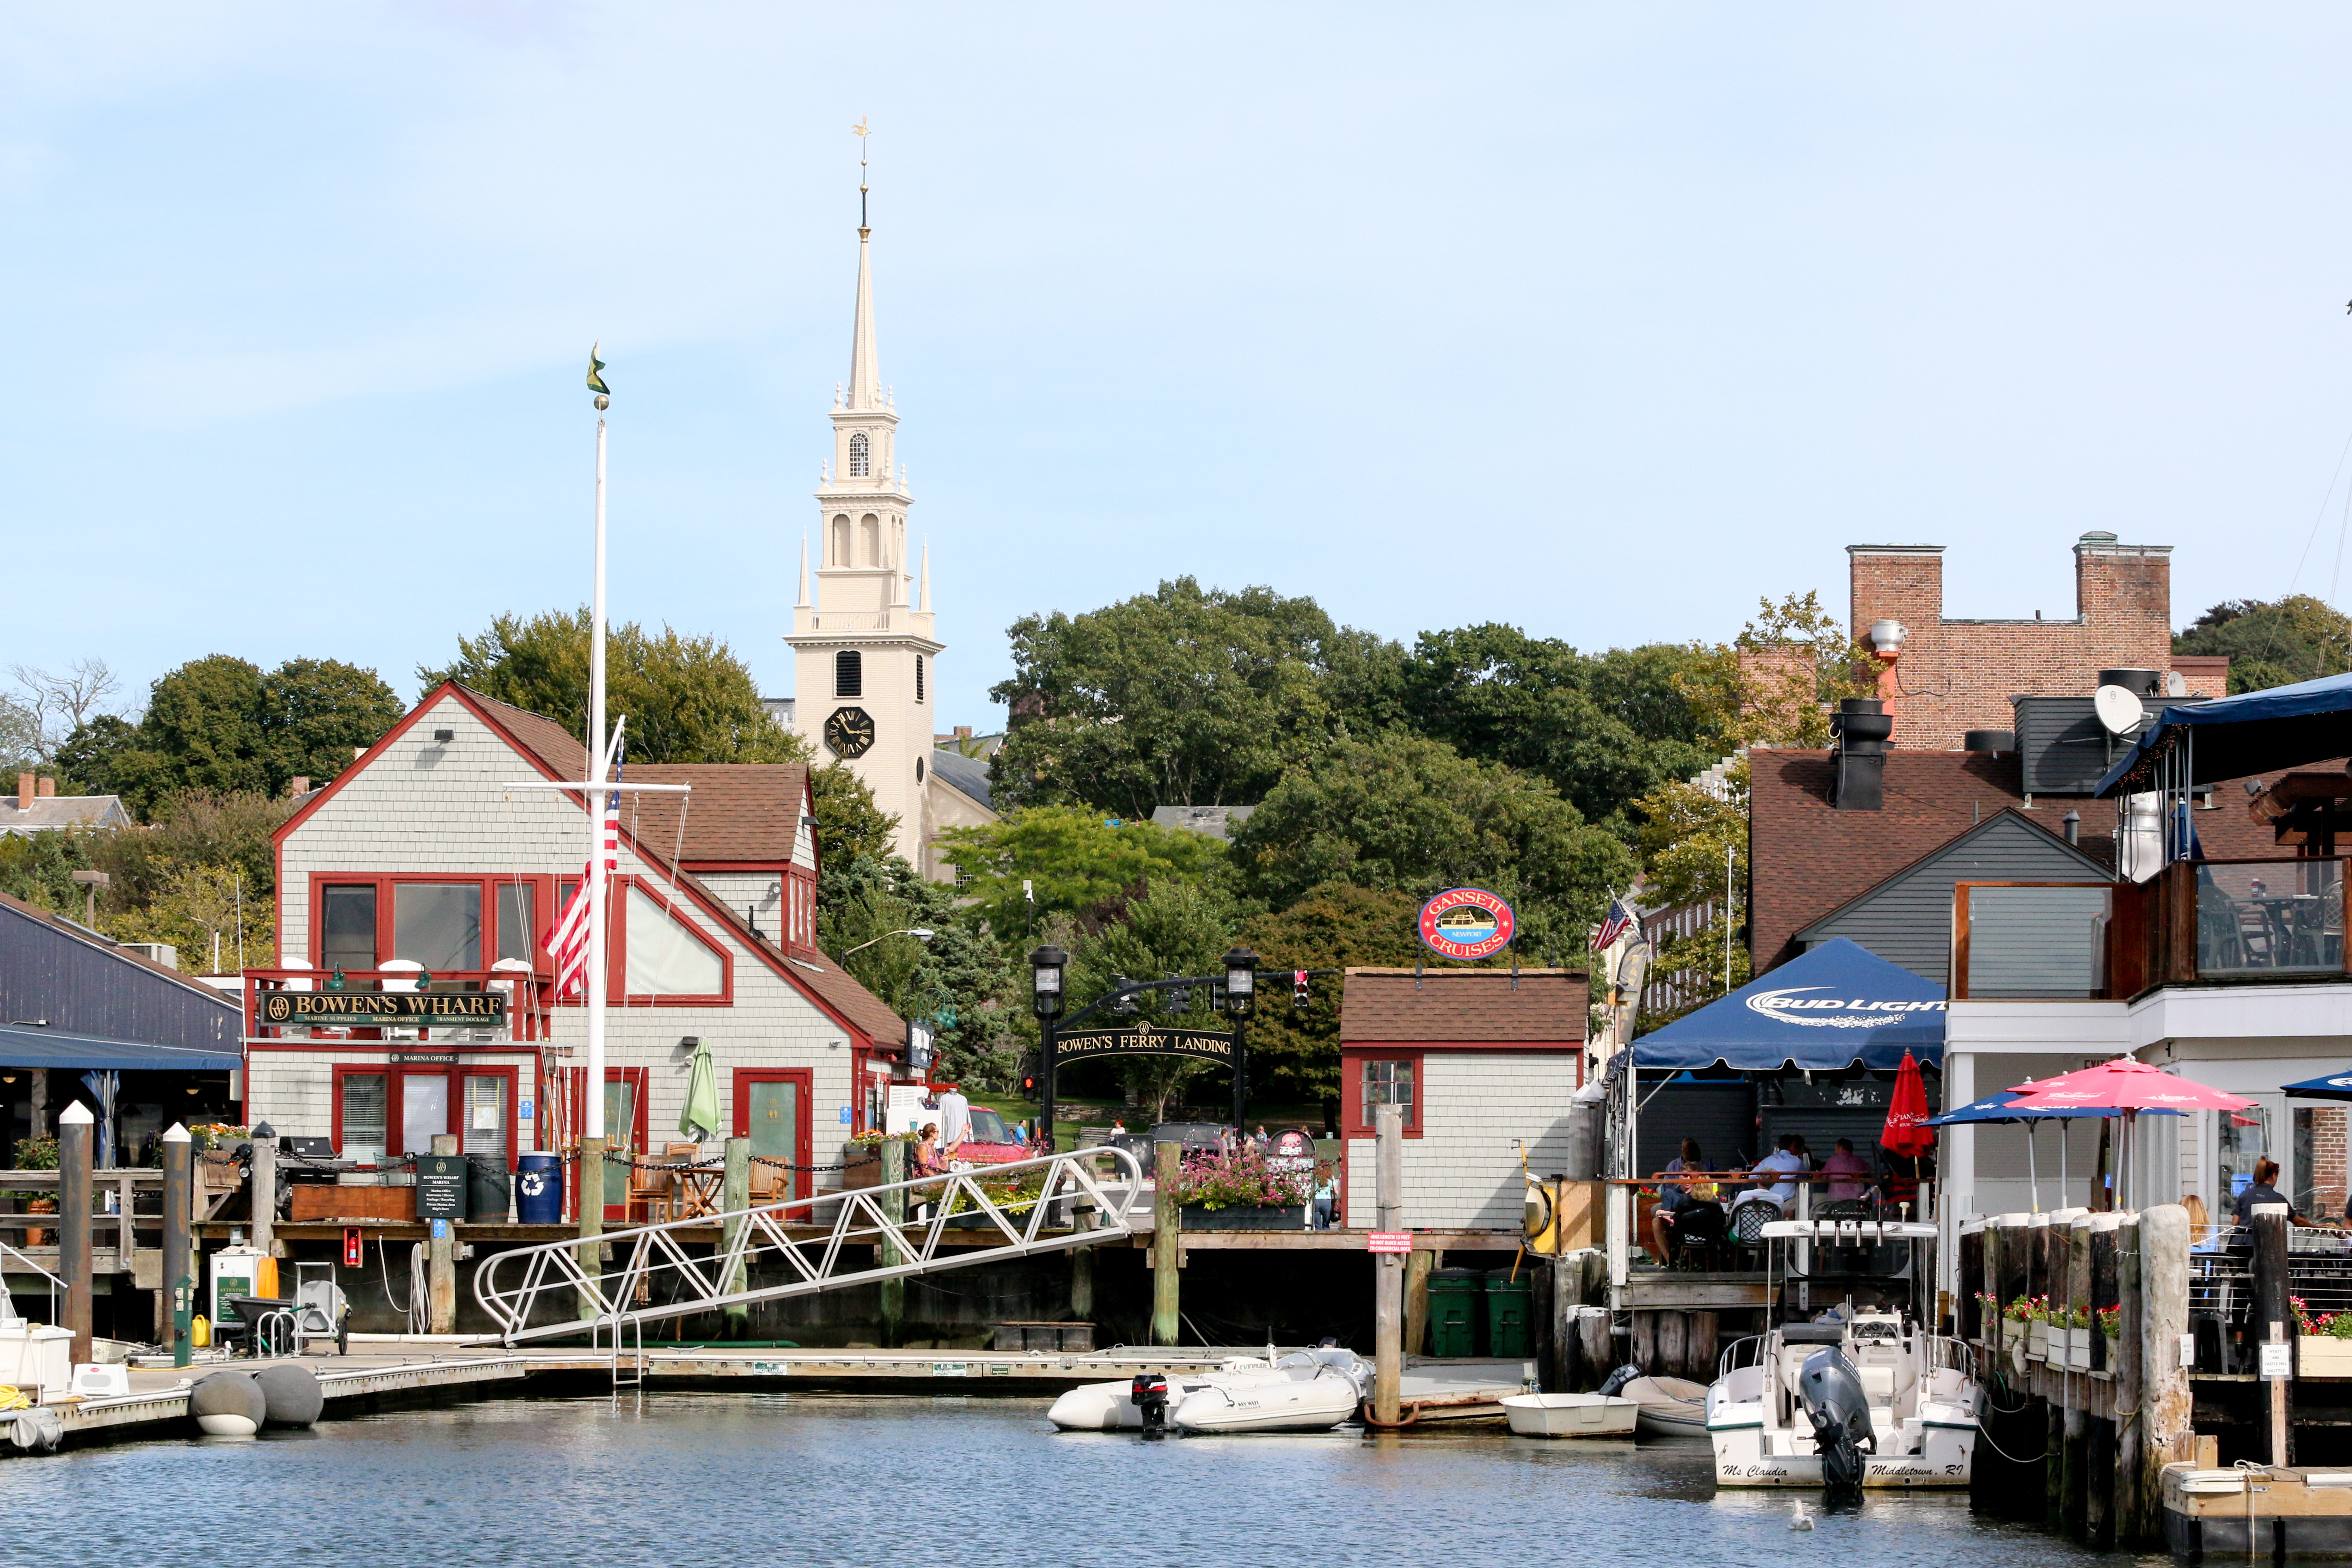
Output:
[
  {"xmin": 474, "ymin": 1145, "xmax": 1146, "ymax": 1347},
  {"xmin": 593, "ymin": 1311, "xmax": 645, "ymax": 1391}
]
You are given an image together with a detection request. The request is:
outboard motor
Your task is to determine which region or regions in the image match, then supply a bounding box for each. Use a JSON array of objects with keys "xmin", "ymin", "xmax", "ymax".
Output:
[
  {"xmin": 1795, "ymin": 1347, "xmax": 1873, "ymax": 1498},
  {"xmin": 1131, "ymin": 1372, "xmax": 1170, "ymax": 1440}
]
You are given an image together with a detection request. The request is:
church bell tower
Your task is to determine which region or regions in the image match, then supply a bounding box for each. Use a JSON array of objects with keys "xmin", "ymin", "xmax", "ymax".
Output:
[{"xmin": 786, "ymin": 144, "xmax": 940, "ymax": 868}]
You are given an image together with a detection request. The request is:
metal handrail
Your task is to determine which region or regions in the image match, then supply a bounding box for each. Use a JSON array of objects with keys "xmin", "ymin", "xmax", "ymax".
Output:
[{"xmin": 473, "ymin": 1145, "xmax": 1146, "ymax": 1345}]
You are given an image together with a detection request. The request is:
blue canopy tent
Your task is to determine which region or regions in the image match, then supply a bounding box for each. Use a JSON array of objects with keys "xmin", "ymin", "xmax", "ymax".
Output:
[
  {"xmin": 2095, "ymin": 669, "xmax": 2352, "ymax": 798},
  {"xmin": 0, "ymin": 1025, "xmax": 243, "ymax": 1168},
  {"xmin": 1630, "ymin": 937, "xmax": 1945, "ymax": 1072}
]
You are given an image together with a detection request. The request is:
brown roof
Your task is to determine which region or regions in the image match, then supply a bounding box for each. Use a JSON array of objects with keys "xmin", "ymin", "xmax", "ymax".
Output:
[
  {"xmin": 1340, "ymin": 968, "xmax": 1587, "ymax": 1044},
  {"xmin": 1749, "ymin": 748, "xmax": 2304, "ymax": 972},
  {"xmin": 0, "ymin": 888, "xmax": 245, "ymax": 1011},
  {"xmin": 670, "ymin": 871, "xmax": 906, "ymax": 1045},
  {"xmin": 463, "ymin": 687, "xmax": 808, "ymax": 868}
]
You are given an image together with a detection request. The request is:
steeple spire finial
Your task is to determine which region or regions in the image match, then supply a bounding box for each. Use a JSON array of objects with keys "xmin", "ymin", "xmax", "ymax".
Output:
[{"xmin": 846, "ymin": 119, "xmax": 880, "ymax": 412}]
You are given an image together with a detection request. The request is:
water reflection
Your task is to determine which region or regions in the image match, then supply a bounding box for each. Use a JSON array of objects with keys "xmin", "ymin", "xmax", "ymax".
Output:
[{"xmin": 9, "ymin": 1395, "xmax": 2164, "ymax": 1567}]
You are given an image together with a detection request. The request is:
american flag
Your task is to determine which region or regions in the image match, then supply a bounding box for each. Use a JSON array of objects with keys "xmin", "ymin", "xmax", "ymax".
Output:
[
  {"xmin": 1591, "ymin": 896, "xmax": 1635, "ymax": 952},
  {"xmin": 549, "ymin": 778, "xmax": 621, "ymax": 998}
]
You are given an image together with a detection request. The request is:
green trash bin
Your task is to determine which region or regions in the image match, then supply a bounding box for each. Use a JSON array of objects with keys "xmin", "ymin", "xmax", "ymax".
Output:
[
  {"xmin": 1427, "ymin": 1267, "xmax": 1484, "ymax": 1358},
  {"xmin": 1484, "ymin": 1268, "xmax": 1532, "ymax": 1359}
]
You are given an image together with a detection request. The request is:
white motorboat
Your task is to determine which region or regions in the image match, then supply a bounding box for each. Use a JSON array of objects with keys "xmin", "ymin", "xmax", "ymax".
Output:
[
  {"xmin": 1620, "ymin": 1375, "xmax": 1709, "ymax": 1439},
  {"xmin": 1703, "ymin": 1221, "xmax": 1981, "ymax": 1489},
  {"xmin": 1502, "ymin": 1392, "xmax": 1639, "ymax": 1439},
  {"xmin": 1048, "ymin": 1348, "xmax": 1370, "ymax": 1434}
]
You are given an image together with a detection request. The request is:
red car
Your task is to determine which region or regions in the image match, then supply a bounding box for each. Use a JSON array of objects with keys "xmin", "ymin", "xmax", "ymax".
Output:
[{"xmin": 946, "ymin": 1106, "xmax": 1031, "ymax": 1168}]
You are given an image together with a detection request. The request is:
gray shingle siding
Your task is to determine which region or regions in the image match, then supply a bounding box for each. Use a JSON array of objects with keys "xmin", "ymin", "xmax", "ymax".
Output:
[{"xmin": 1795, "ymin": 814, "xmax": 2107, "ymax": 986}]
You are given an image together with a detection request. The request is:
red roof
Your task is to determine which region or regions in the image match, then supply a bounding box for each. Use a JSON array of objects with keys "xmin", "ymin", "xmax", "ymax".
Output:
[{"xmin": 1340, "ymin": 968, "xmax": 1587, "ymax": 1044}]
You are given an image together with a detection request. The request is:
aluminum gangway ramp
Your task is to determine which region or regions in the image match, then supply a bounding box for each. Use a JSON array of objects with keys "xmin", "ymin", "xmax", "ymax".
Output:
[{"xmin": 473, "ymin": 1146, "xmax": 1146, "ymax": 1346}]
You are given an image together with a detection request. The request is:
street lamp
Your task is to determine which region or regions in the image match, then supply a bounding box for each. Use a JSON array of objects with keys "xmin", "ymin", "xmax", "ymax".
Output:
[
  {"xmin": 1028, "ymin": 946, "xmax": 1067, "ymax": 1019},
  {"xmin": 840, "ymin": 928, "xmax": 935, "ymax": 959},
  {"xmin": 1029, "ymin": 946, "xmax": 1067, "ymax": 1154},
  {"xmin": 1221, "ymin": 947, "xmax": 1259, "ymax": 1017}
]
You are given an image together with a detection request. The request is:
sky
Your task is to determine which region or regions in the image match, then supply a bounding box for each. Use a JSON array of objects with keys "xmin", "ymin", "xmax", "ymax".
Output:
[{"xmin": 9, "ymin": 6, "xmax": 2352, "ymax": 733}]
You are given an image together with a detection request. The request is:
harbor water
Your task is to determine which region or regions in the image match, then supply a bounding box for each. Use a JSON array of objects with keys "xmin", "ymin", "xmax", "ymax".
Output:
[{"xmin": 11, "ymin": 1395, "xmax": 2162, "ymax": 1567}]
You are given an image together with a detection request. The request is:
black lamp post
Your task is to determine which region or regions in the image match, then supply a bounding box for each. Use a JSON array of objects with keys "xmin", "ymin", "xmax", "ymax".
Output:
[
  {"xmin": 1029, "ymin": 946, "xmax": 1067, "ymax": 1151},
  {"xmin": 1220, "ymin": 947, "xmax": 1259, "ymax": 1128}
]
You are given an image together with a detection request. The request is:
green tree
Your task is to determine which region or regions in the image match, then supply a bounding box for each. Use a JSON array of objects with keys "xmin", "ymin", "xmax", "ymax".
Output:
[
  {"xmin": 808, "ymin": 763, "xmax": 899, "ymax": 867},
  {"xmin": 422, "ymin": 607, "xmax": 805, "ymax": 764},
  {"xmin": 937, "ymin": 805, "xmax": 1232, "ymax": 941},
  {"xmin": 1626, "ymin": 763, "xmax": 1749, "ymax": 1029},
  {"xmin": 1064, "ymin": 876, "xmax": 1244, "ymax": 1122},
  {"xmin": 1232, "ymin": 731, "xmax": 1635, "ymax": 949},
  {"xmin": 1678, "ymin": 591, "xmax": 1874, "ymax": 750},
  {"xmin": 1396, "ymin": 625, "xmax": 1720, "ymax": 837},
  {"xmin": 1236, "ymin": 882, "xmax": 1427, "ymax": 1104},
  {"xmin": 2174, "ymin": 596, "xmax": 2352, "ymax": 693},
  {"xmin": 816, "ymin": 852, "xmax": 1024, "ymax": 1093},
  {"xmin": 988, "ymin": 578, "xmax": 1396, "ymax": 818},
  {"xmin": 56, "ymin": 656, "xmax": 403, "ymax": 818}
]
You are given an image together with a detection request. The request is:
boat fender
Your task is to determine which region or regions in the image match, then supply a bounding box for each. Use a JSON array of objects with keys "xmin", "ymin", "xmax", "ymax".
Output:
[
  {"xmin": 254, "ymin": 1363, "xmax": 324, "ymax": 1428},
  {"xmin": 7, "ymin": 1406, "xmax": 64, "ymax": 1452},
  {"xmin": 190, "ymin": 1370, "xmax": 267, "ymax": 1437}
]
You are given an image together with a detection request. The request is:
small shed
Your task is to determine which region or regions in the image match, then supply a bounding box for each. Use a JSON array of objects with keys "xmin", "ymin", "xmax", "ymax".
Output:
[{"xmin": 1337, "ymin": 967, "xmax": 1587, "ymax": 1230}]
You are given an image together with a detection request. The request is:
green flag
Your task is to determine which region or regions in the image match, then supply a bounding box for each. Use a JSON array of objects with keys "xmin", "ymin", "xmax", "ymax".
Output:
[{"xmin": 586, "ymin": 343, "xmax": 611, "ymax": 397}]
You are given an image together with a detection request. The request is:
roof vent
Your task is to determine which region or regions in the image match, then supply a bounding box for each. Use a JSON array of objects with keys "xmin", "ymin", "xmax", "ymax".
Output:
[
  {"xmin": 1828, "ymin": 698, "xmax": 1889, "ymax": 811},
  {"xmin": 1964, "ymin": 729, "xmax": 2016, "ymax": 755}
]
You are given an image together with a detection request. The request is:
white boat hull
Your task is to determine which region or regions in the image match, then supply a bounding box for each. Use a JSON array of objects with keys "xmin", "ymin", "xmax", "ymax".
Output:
[
  {"xmin": 1622, "ymin": 1376, "xmax": 1708, "ymax": 1439},
  {"xmin": 1050, "ymin": 1350, "xmax": 1371, "ymax": 1435},
  {"xmin": 1708, "ymin": 1427, "xmax": 1977, "ymax": 1488},
  {"xmin": 1173, "ymin": 1375, "xmax": 1359, "ymax": 1433},
  {"xmin": 1702, "ymin": 1312, "xmax": 1981, "ymax": 1489},
  {"xmin": 1502, "ymin": 1393, "xmax": 1639, "ymax": 1439}
]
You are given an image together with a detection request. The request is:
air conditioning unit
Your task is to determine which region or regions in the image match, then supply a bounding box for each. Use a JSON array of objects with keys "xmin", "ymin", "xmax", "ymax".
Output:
[{"xmin": 119, "ymin": 941, "xmax": 178, "ymax": 971}]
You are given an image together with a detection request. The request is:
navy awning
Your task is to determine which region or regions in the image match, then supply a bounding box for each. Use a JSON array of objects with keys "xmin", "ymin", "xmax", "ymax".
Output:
[
  {"xmin": 0, "ymin": 1024, "xmax": 242, "ymax": 1072},
  {"xmin": 1631, "ymin": 938, "xmax": 1943, "ymax": 1072},
  {"xmin": 2285, "ymin": 1069, "xmax": 2352, "ymax": 1103},
  {"xmin": 2095, "ymin": 671, "xmax": 2352, "ymax": 796}
]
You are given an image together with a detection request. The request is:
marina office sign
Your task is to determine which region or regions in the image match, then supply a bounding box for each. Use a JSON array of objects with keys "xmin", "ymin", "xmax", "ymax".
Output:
[
  {"xmin": 257, "ymin": 992, "xmax": 508, "ymax": 1026},
  {"xmin": 1054, "ymin": 1022, "xmax": 1235, "ymax": 1063}
]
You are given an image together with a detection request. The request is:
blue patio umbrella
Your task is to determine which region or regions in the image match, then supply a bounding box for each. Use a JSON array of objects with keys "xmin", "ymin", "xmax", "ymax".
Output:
[{"xmin": 2284, "ymin": 1070, "xmax": 2352, "ymax": 1102}]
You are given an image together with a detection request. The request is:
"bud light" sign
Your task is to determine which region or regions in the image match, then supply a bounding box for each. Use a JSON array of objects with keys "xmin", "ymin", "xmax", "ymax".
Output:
[{"xmin": 1418, "ymin": 888, "xmax": 1515, "ymax": 962}]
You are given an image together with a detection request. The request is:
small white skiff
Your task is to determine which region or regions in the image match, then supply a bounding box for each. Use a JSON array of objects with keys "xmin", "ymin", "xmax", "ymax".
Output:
[
  {"xmin": 1502, "ymin": 1392, "xmax": 1639, "ymax": 1439},
  {"xmin": 1620, "ymin": 1375, "xmax": 1709, "ymax": 1439},
  {"xmin": 1048, "ymin": 1348, "xmax": 1370, "ymax": 1434}
]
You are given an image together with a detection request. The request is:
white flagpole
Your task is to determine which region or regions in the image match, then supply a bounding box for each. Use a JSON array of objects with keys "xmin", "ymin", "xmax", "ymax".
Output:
[{"xmin": 586, "ymin": 406, "xmax": 609, "ymax": 1146}]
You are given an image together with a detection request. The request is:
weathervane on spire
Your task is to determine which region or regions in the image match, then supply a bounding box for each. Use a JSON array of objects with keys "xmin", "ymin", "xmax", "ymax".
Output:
[{"xmin": 853, "ymin": 117, "xmax": 870, "ymax": 231}]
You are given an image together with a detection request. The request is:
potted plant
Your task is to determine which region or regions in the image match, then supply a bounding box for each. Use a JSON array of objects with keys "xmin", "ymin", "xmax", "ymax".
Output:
[
  {"xmin": 2063, "ymin": 1305, "xmax": 2091, "ymax": 1370},
  {"xmin": 13, "ymin": 1135, "xmax": 58, "ymax": 1246},
  {"xmin": 1170, "ymin": 1144, "xmax": 1311, "ymax": 1231},
  {"xmin": 2003, "ymin": 1295, "xmax": 2033, "ymax": 1375},
  {"xmin": 2295, "ymin": 1296, "xmax": 2352, "ymax": 1377}
]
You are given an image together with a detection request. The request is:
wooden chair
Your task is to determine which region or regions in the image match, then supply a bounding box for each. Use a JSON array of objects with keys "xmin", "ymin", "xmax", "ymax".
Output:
[
  {"xmin": 667, "ymin": 1142, "xmax": 722, "ymax": 1219},
  {"xmin": 748, "ymin": 1159, "xmax": 787, "ymax": 1206},
  {"xmin": 625, "ymin": 1147, "xmax": 673, "ymax": 1223}
]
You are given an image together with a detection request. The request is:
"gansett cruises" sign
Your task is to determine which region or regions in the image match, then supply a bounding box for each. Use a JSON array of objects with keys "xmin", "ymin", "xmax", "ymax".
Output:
[{"xmin": 1418, "ymin": 887, "xmax": 1515, "ymax": 962}]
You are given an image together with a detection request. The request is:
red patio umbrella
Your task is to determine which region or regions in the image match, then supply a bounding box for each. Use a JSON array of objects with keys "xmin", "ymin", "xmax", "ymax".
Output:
[
  {"xmin": 1882, "ymin": 1050, "xmax": 1935, "ymax": 1158},
  {"xmin": 2004, "ymin": 1058, "xmax": 2251, "ymax": 1114}
]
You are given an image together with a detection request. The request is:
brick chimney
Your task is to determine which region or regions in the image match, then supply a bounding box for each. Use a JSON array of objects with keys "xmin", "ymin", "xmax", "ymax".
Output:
[
  {"xmin": 288, "ymin": 776, "xmax": 310, "ymax": 797},
  {"xmin": 2074, "ymin": 530, "xmax": 2171, "ymax": 626},
  {"xmin": 15, "ymin": 772, "xmax": 31, "ymax": 810},
  {"xmin": 36, "ymin": 776, "xmax": 54, "ymax": 797}
]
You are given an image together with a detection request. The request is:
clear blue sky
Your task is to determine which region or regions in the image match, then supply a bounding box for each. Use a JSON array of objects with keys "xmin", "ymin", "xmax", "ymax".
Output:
[{"xmin": 9, "ymin": 6, "xmax": 2352, "ymax": 732}]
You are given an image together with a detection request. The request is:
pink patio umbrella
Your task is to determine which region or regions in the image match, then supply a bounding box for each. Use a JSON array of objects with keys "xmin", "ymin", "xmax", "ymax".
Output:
[{"xmin": 2006, "ymin": 1059, "xmax": 2252, "ymax": 1209}]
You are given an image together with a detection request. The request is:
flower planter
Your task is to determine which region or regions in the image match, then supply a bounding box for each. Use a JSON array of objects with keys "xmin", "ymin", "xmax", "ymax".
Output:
[
  {"xmin": 1179, "ymin": 1203, "xmax": 1310, "ymax": 1232},
  {"xmin": 2062, "ymin": 1327, "xmax": 2090, "ymax": 1370},
  {"xmin": 23, "ymin": 1195, "xmax": 56, "ymax": 1248},
  {"xmin": 2301, "ymin": 1337, "xmax": 2352, "ymax": 1378},
  {"xmin": 2028, "ymin": 1321, "xmax": 2050, "ymax": 1362}
]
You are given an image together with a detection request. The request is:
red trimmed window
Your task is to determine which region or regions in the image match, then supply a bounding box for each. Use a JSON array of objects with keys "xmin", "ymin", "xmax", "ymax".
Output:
[{"xmin": 1343, "ymin": 1051, "xmax": 1424, "ymax": 1137}]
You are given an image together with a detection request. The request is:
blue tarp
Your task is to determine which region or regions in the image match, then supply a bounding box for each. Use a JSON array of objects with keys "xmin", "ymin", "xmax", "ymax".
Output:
[
  {"xmin": 1631, "ymin": 937, "xmax": 1944, "ymax": 1072},
  {"xmin": 0, "ymin": 1023, "xmax": 242, "ymax": 1072},
  {"xmin": 2095, "ymin": 670, "xmax": 2352, "ymax": 796}
]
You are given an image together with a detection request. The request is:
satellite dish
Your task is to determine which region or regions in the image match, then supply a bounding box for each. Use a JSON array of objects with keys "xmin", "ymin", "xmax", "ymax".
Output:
[{"xmin": 2094, "ymin": 684, "xmax": 2145, "ymax": 735}]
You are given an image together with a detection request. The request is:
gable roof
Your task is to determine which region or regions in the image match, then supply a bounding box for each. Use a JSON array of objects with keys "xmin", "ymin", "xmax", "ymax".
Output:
[
  {"xmin": 1, "ymin": 794, "xmax": 132, "ymax": 836},
  {"xmin": 930, "ymin": 747, "xmax": 993, "ymax": 809},
  {"xmin": 1340, "ymin": 967, "xmax": 1588, "ymax": 1044}
]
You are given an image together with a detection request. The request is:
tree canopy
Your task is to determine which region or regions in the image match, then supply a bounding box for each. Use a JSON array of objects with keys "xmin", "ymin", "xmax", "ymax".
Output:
[
  {"xmin": 1232, "ymin": 730, "xmax": 1635, "ymax": 946},
  {"xmin": 421, "ymin": 607, "xmax": 803, "ymax": 764},
  {"xmin": 56, "ymin": 655, "xmax": 404, "ymax": 818},
  {"xmin": 1236, "ymin": 882, "xmax": 1428, "ymax": 1102},
  {"xmin": 937, "ymin": 806, "xmax": 1232, "ymax": 942},
  {"xmin": 2174, "ymin": 596, "xmax": 2352, "ymax": 693},
  {"xmin": 987, "ymin": 577, "xmax": 1394, "ymax": 819}
]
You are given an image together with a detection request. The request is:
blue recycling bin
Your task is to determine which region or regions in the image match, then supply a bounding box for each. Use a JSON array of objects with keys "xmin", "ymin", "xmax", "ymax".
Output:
[{"xmin": 516, "ymin": 1152, "xmax": 564, "ymax": 1225}]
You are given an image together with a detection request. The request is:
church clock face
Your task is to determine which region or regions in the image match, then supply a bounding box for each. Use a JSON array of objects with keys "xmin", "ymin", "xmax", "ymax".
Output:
[{"xmin": 824, "ymin": 706, "xmax": 876, "ymax": 759}]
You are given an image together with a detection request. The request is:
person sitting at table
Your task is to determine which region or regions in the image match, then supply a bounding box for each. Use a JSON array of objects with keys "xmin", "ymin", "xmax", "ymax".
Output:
[
  {"xmin": 1734, "ymin": 1134, "xmax": 1809, "ymax": 1216},
  {"xmin": 1648, "ymin": 1138, "xmax": 1716, "ymax": 1261},
  {"xmin": 1821, "ymin": 1137, "xmax": 1872, "ymax": 1203}
]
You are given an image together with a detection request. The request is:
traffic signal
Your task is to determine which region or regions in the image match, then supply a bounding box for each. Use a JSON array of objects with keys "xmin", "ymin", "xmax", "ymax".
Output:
[{"xmin": 1292, "ymin": 969, "xmax": 1309, "ymax": 1010}]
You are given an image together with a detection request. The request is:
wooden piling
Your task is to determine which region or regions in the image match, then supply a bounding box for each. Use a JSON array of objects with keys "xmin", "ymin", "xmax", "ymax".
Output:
[
  {"xmin": 2140, "ymin": 1204, "xmax": 2193, "ymax": 1531},
  {"xmin": 1550, "ymin": 1253, "xmax": 1580, "ymax": 1390},
  {"xmin": 1069, "ymin": 1182, "xmax": 1095, "ymax": 1323},
  {"xmin": 720, "ymin": 1136, "xmax": 750, "ymax": 1339},
  {"xmin": 1689, "ymin": 1310, "xmax": 1719, "ymax": 1384},
  {"xmin": 429, "ymin": 1134, "xmax": 458, "ymax": 1334},
  {"xmin": 1404, "ymin": 1248, "xmax": 1433, "ymax": 1357},
  {"xmin": 1529, "ymin": 1253, "xmax": 1554, "ymax": 1389},
  {"xmin": 1657, "ymin": 1310, "xmax": 1688, "ymax": 1380},
  {"xmin": 1153, "ymin": 1140, "xmax": 1182, "ymax": 1347},
  {"xmin": 2046, "ymin": 1400, "xmax": 2066, "ymax": 1533},
  {"xmin": 58, "ymin": 1101, "xmax": 93, "ymax": 1366},
  {"xmin": 1632, "ymin": 1311, "xmax": 1657, "ymax": 1373},
  {"xmin": 1373, "ymin": 1108, "xmax": 1404, "ymax": 1423},
  {"xmin": 1578, "ymin": 1307, "xmax": 1612, "ymax": 1386},
  {"xmin": 249, "ymin": 1134, "xmax": 276, "ymax": 1259},
  {"xmin": 161, "ymin": 1123, "xmax": 192, "ymax": 1367},
  {"xmin": 2254, "ymin": 1202, "xmax": 2293, "ymax": 1466},
  {"xmin": 576, "ymin": 1133, "xmax": 605, "ymax": 1319},
  {"xmin": 878, "ymin": 1137, "xmax": 906, "ymax": 1347},
  {"xmin": 2115, "ymin": 1217, "xmax": 2145, "ymax": 1544}
]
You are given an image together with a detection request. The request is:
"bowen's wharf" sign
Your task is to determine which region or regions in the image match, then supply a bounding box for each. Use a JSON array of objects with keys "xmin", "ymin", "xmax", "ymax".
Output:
[{"xmin": 257, "ymin": 991, "xmax": 508, "ymax": 1026}]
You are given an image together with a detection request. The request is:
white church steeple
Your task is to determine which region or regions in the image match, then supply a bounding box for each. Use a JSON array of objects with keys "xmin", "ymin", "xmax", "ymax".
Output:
[{"xmin": 785, "ymin": 123, "xmax": 941, "ymax": 871}]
